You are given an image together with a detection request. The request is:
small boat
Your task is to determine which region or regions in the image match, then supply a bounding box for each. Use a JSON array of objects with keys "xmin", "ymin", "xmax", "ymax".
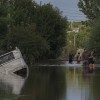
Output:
[
  {"xmin": 0, "ymin": 72, "xmax": 27, "ymax": 95},
  {"xmin": 0, "ymin": 47, "xmax": 29, "ymax": 77}
]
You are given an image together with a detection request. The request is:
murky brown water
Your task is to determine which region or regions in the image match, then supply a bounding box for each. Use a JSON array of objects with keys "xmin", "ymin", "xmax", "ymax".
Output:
[{"xmin": 0, "ymin": 61, "xmax": 100, "ymax": 100}]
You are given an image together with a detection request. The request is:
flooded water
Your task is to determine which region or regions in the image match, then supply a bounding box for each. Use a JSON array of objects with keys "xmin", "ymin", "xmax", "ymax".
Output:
[{"xmin": 0, "ymin": 61, "xmax": 100, "ymax": 100}]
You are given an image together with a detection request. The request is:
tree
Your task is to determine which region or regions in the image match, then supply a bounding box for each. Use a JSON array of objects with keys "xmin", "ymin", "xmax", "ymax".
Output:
[
  {"xmin": 10, "ymin": 1, "xmax": 68, "ymax": 59},
  {"xmin": 10, "ymin": 0, "xmax": 36, "ymax": 26},
  {"xmin": 0, "ymin": 0, "xmax": 68, "ymax": 64},
  {"xmin": 0, "ymin": 0, "xmax": 8, "ymax": 39},
  {"xmin": 34, "ymin": 4, "xmax": 68, "ymax": 58},
  {"xmin": 2, "ymin": 24, "xmax": 50, "ymax": 64},
  {"xmin": 78, "ymin": 0, "xmax": 100, "ymax": 20},
  {"xmin": 78, "ymin": 0, "xmax": 100, "ymax": 56},
  {"xmin": 89, "ymin": 19, "xmax": 100, "ymax": 56}
]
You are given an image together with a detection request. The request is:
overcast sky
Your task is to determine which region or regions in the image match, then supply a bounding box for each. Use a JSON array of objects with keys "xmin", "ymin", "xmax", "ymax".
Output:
[{"xmin": 34, "ymin": 0, "xmax": 87, "ymax": 22}]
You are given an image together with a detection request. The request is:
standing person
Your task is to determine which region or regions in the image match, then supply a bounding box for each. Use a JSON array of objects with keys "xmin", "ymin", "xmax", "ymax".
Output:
[
  {"xmin": 82, "ymin": 49, "xmax": 89, "ymax": 66},
  {"xmin": 88, "ymin": 51, "xmax": 95, "ymax": 72},
  {"xmin": 76, "ymin": 52, "xmax": 81, "ymax": 63},
  {"xmin": 69, "ymin": 52, "xmax": 74, "ymax": 64}
]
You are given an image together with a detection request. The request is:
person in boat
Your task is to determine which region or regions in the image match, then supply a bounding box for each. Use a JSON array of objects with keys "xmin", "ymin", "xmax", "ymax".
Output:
[
  {"xmin": 82, "ymin": 49, "xmax": 89, "ymax": 66},
  {"xmin": 69, "ymin": 52, "xmax": 74, "ymax": 63},
  {"xmin": 88, "ymin": 51, "xmax": 95, "ymax": 73},
  {"xmin": 76, "ymin": 52, "xmax": 81, "ymax": 63}
]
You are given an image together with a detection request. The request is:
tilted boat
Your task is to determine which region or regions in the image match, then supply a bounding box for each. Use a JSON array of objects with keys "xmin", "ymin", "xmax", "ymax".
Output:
[{"xmin": 0, "ymin": 47, "xmax": 29, "ymax": 77}]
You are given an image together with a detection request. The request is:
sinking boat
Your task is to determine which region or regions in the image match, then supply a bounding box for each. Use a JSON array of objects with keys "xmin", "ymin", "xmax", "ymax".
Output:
[
  {"xmin": 0, "ymin": 69, "xmax": 28, "ymax": 100},
  {"xmin": 0, "ymin": 47, "xmax": 29, "ymax": 77},
  {"xmin": 0, "ymin": 72, "xmax": 27, "ymax": 95}
]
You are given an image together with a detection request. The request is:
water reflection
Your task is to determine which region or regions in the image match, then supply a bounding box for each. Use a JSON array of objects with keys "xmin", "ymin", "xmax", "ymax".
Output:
[
  {"xmin": 17, "ymin": 64, "xmax": 100, "ymax": 100},
  {"xmin": 66, "ymin": 67, "xmax": 94, "ymax": 100},
  {"xmin": 18, "ymin": 66, "xmax": 66, "ymax": 100},
  {"xmin": 0, "ymin": 72, "xmax": 27, "ymax": 100},
  {"xmin": 1, "ymin": 61, "xmax": 100, "ymax": 100}
]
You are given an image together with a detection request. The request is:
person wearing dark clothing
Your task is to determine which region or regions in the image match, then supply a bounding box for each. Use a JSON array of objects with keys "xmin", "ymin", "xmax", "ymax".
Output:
[
  {"xmin": 69, "ymin": 53, "xmax": 74, "ymax": 63},
  {"xmin": 88, "ymin": 51, "xmax": 95, "ymax": 73}
]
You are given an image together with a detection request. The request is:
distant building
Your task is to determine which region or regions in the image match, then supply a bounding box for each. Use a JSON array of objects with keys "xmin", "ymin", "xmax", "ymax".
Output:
[
  {"xmin": 67, "ymin": 27, "xmax": 80, "ymax": 33},
  {"xmin": 72, "ymin": 28, "xmax": 80, "ymax": 33}
]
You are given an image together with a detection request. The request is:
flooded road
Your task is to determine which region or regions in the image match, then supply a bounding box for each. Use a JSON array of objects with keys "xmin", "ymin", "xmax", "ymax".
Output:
[{"xmin": 0, "ymin": 61, "xmax": 100, "ymax": 100}]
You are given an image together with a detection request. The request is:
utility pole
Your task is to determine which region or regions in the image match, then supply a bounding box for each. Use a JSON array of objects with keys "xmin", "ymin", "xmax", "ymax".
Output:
[
  {"xmin": 73, "ymin": 27, "xmax": 79, "ymax": 49},
  {"xmin": 74, "ymin": 34, "xmax": 75, "ymax": 48}
]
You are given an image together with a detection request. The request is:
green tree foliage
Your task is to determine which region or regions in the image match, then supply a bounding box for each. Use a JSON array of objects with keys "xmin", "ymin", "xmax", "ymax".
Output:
[
  {"xmin": 67, "ymin": 22, "xmax": 91, "ymax": 52},
  {"xmin": 78, "ymin": 0, "xmax": 100, "ymax": 57},
  {"xmin": 89, "ymin": 19, "xmax": 100, "ymax": 56},
  {"xmin": 0, "ymin": 0, "xmax": 8, "ymax": 39},
  {"xmin": 0, "ymin": 0, "xmax": 68, "ymax": 64},
  {"xmin": 10, "ymin": 0, "xmax": 37, "ymax": 25},
  {"xmin": 2, "ymin": 24, "xmax": 49, "ymax": 64},
  {"xmin": 78, "ymin": 0, "xmax": 100, "ymax": 56},
  {"xmin": 34, "ymin": 4, "xmax": 68, "ymax": 58},
  {"xmin": 78, "ymin": 0, "xmax": 100, "ymax": 20},
  {"xmin": 76, "ymin": 24, "xmax": 91, "ymax": 48}
]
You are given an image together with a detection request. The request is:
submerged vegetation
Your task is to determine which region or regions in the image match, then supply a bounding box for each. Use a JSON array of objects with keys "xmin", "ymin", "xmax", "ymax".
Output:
[{"xmin": 0, "ymin": 0, "xmax": 68, "ymax": 65}]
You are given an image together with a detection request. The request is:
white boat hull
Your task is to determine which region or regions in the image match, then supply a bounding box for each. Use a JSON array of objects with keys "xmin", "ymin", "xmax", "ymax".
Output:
[{"xmin": 0, "ymin": 48, "xmax": 29, "ymax": 76}]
